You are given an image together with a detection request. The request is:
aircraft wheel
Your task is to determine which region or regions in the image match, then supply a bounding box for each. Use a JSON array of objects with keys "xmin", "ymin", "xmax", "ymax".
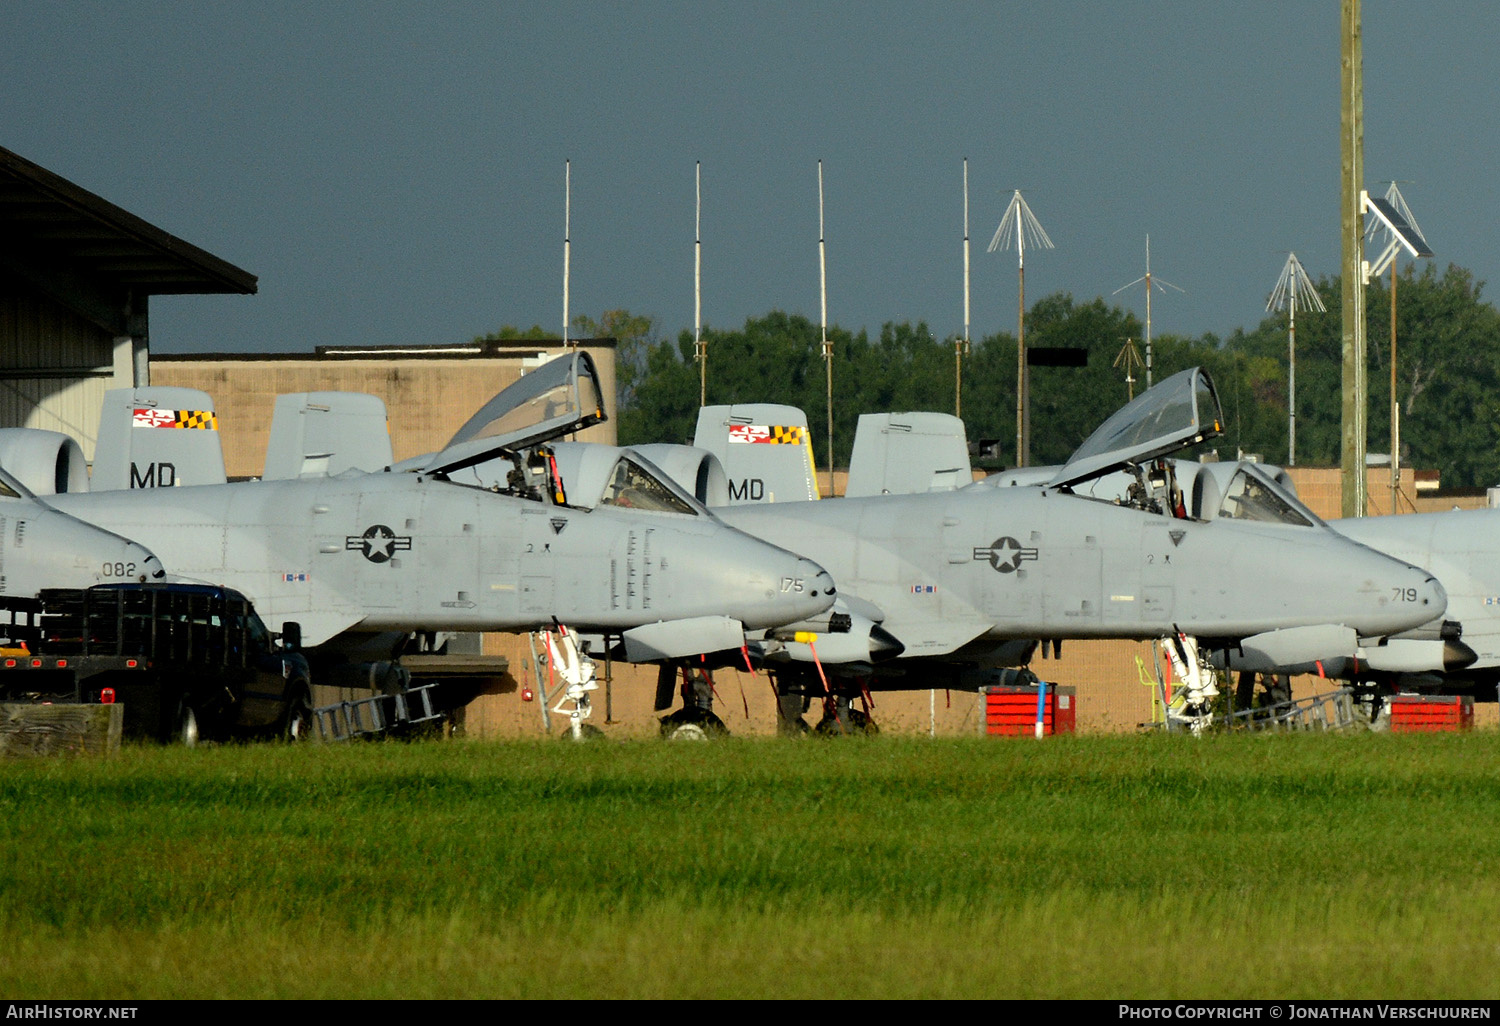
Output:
[
  {"xmin": 1262, "ymin": 673, "xmax": 1292, "ymax": 707},
  {"xmin": 659, "ymin": 707, "xmax": 728, "ymax": 741},
  {"xmin": 814, "ymin": 708, "xmax": 879, "ymax": 737},
  {"xmin": 280, "ymin": 681, "xmax": 315, "ymax": 742},
  {"xmin": 559, "ymin": 723, "xmax": 605, "ymax": 742}
]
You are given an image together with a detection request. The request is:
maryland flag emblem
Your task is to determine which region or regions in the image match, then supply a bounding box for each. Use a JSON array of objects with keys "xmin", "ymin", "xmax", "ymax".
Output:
[
  {"xmin": 727, "ymin": 424, "xmax": 805, "ymax": 445},
  {"xmin": 132, "ymin": 408, "xmax": 218, "ymax": 430}
]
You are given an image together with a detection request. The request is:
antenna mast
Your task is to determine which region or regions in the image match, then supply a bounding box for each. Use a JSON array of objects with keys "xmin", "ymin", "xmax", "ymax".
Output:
[
  {"xmin": 988, "ymin": 189, "xmax": 1053, "ymax": 467},
  {"xmin": 695, "ymin": 161, "xmax": 705, "ymax": 406},
  {"xmin": 958, "ymin": 159, "xmax": 971, "ymax": 418},
  {"xmin": 1113, "ymin": 236, "xmax": 1183, "ymax": 390},
  {"xmin": 1267, "ymin": 252, "xmax": 1325, "ymax": 467},
  {"xmin": 819, "ymin": 160, "xmax": 832, "ymax": 485},
  {"xmin": 563, "ymin": 159, "xmax": 572, "ymax": 350},
  {"xmin": 1113, "ymin": 337, "xmax": 1144, "ymax": 401},
  {"xmin": 1364, "ymin": 181, "xmax": 1431, "ymax": 513}
]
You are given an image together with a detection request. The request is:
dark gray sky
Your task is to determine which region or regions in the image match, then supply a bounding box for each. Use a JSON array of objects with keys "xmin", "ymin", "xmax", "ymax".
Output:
[{"xmin": 6, "ymin": 2, "xmax": 1495, "ymax": 354}]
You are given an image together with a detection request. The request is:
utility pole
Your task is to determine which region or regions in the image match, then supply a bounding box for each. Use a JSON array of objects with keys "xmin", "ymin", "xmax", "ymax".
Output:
[{"xmin": 1340, "ymin": 0, "xmax": 1366, "ymax": 518}]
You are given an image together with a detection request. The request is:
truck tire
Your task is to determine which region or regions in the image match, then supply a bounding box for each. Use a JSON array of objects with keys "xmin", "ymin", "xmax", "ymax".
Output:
[
  {"xmin": 280, "ymin": 681, "xmax": 315, "ymax": 742},
  {"xmin": 171, "ymin": 697, "xmax": 201, "ymax": 747}
]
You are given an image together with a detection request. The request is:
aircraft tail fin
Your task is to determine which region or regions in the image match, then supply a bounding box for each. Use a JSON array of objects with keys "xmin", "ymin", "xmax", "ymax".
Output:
[
  {"xmin": 692, "ymin": 404, "xmax": 819, "ymax": 504},
  {"xmin": 264, "ymin": 392, "xmax": 394, "ymax": 479},
  {"xmin": 844, "ymin": 412, "xmax": 973, "ymax": 497},
  {"xmin": 91, "ymin": 388, "xmax": 227, "ymax": 491}
]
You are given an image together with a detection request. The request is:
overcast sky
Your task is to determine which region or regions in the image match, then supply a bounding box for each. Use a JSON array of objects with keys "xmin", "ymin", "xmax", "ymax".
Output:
[{"xmin": 6, "ymin": 2, "xmax": 1495, "ymax": 355}]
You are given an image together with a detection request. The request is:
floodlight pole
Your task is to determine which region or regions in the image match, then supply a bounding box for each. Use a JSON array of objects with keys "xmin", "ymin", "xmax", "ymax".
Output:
[{"xmin": 1369, "ymin": 181, "xmax": 1429, "ymax": 514}]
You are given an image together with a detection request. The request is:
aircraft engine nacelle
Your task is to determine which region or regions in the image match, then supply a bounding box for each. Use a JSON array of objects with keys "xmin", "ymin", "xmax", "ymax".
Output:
[{"xmin": 0, "ymin": 429, "xmax": 89, "ymax": 495}]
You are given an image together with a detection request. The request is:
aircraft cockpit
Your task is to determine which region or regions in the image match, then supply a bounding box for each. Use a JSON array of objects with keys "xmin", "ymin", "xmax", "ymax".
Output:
[
  {"xmin": 547, "ymin": 443, "xmax": 706, "ymax": 516},
  {"xmin": 1196, "ymin": 462, "xmax": 1319, "ymax": 527},
  {"xmin": 0, "ymin": 468, "xmax": 30, "ymax": 500}
]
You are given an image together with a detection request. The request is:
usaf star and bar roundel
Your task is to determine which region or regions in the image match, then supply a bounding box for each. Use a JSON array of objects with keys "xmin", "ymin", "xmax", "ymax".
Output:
[
  {"xmin": 346, "ymin": 524, "xmax": 412, "ymax": 563},
  {"xmin": 973, "ymin": 536, "xmax": 1040, "ymax": 574}
]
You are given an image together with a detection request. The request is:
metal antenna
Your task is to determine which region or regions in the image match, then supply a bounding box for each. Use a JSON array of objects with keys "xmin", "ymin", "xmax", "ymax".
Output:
[
  {"xmin": 987, "ymin": 189, "xmax": 1053, "ymax": 467},
  {"xmin": 694, "ymin": 161, "xmax": 705, "ymax": 406},
  {"xmin": 562, "ymin": 159, "xmax": 571, "ymax": 349},
  {"xmin": 818, "ymin": 160, "xmax": 832, "ymax": 488},
  {"xmin": 1266, "ymin": 252, "xmax": 1326, "ymax": 467},
  {"xmin": 1113, "ymin": 337, "xmax": 1144, "ymax": 401},
  {"xmin": 1365, "ymin": 181, "xmax": 1431, "ymax": 512},
  {"xmin": 958, "ymin": 158, "xmax": 971, "ymax": 418},
  {"xmin": 1113, "ymin": 236, "xmax": 1183, "ymax": 390}
]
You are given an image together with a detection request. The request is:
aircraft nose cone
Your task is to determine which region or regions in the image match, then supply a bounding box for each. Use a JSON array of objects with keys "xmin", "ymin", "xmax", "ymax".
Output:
[
  {"xmin": 791, "ymin": 559, "xmax": 838, "ymax": 619},
  {"xmin": 1414, "ymin": 573, "xmax": 1446, "ymax": 617}
]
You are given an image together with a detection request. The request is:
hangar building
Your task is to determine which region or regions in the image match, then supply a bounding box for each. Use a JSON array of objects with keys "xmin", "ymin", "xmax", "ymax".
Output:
[{"xmin": 0, "ymin": 145, "xmax": 256, "ymax": 457}]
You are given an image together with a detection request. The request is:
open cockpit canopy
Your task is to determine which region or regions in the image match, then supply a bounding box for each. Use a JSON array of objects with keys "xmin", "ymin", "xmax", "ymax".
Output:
[
  {"xmin": 1047, "ymin": 367, "xmax": 1223, "ymax": 490},
  {"xmin": 421, "ymin": 351, "xmax": 606, "ymax": 477}
]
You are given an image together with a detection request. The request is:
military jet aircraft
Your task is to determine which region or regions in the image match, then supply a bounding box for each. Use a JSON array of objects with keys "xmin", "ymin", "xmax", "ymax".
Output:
[
  {"xmin": 9, "ymin": 353, "xmax": 837, "ymax": 698},
  {"xmin": 1120, "ymin": 469, "xmax": 1496, "ymax": 705},
  {"xmin": 985, "ymin": 443, "xmax": 1500, "ymax": 707},
  {"xmin": 0, "ymin": 464, "xmax": 166, "ymax": 598},
  {"xmin": 627, "ymin": 369, "xmax": 1446, "ymax": 732}
]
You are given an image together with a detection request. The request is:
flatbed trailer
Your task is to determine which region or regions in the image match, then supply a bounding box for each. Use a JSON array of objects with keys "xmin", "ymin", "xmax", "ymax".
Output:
[{"xmin": 0, "ymin": 584, "xmax": 311, "ymax": 744}]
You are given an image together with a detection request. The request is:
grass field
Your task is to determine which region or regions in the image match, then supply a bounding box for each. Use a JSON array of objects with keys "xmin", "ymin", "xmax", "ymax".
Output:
[{"xmin": 2, "ymin": 732, "xmax": 1498, "ymax": 1000}]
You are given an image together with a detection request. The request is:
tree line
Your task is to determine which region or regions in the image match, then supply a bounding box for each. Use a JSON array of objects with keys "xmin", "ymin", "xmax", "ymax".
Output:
[{"xmin": 481, "ymin": 262, "xmax": 1500, "ymax": 489}]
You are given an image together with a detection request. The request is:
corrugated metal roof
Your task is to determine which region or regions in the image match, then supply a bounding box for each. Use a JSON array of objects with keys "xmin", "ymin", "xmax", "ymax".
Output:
[{"xmin": 0, "ymin": 145, "xmax": 256, "ymax": 297}]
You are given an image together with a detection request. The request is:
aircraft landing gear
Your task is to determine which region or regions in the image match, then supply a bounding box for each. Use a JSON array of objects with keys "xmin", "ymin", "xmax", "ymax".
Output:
[
  {"xmin": 770, "ymin": 667, "xmax": 879, "ymax": 737},
  {"xmin": 656, "ymin": 663, "xmax": 729, "ymax": 740},
  {"xmin": 774, "ymin": 682, "xmax": 811, "ymax": 736},
  {"xmin": 813, "ymin": 694, "xmax": 880, "ymax": 736}
]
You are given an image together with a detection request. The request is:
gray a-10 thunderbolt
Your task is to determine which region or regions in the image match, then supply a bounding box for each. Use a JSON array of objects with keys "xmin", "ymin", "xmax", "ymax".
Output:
[
  {"xmin": 615, "ymin": 368, "xmax": 1445, "ymax": 731},
  {"xmin": 988, "ymin": 442, "xmax": 1500, "ymax": 707},
  {"xmin": 0, "ymin": 464, "xmax": 166, "ymax": 597},
  {"xmin": 20, "ymin": 353, "xmax": 836, "ymax": 679},
  {"xmin": 1155, "ymin": 473, "xmax": 1500, "ymax": 706}
]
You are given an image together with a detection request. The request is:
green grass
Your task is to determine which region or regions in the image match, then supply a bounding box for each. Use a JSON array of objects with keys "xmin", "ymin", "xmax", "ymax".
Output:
[{"xmin": 2, "ymin": 733, "xmax": 1498, "ymax": 999}]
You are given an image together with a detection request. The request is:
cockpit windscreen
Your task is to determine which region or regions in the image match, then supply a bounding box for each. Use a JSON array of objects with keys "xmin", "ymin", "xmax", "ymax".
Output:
[
  {"xmin": 1215, "ymin": 466, "xmax": 1316, "ymax": 527},
  {"xmin": 598, "ymin": 456, "xmax": 698, "ymax": 515}
]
